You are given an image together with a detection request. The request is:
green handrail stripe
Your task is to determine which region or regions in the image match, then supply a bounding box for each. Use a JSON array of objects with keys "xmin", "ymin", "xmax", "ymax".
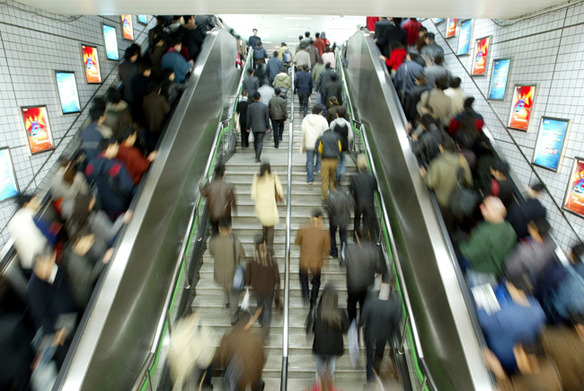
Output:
[
  {"xmin": 140, "ymin": 378, "xmax": 149, "ymax": 391},
  {"xmin": 148, "ymin": 320, "xmax": 169, "ymax": 378}
]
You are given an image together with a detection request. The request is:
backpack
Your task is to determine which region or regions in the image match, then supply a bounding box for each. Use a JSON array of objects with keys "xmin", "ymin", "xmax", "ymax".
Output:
[
  {"xmin": 254, "ymin": 47, "xmax": 266, "ymax": 59},
  {"xmin": 283, "ymin": 48, "xmax": 292, "ymax": 63}
]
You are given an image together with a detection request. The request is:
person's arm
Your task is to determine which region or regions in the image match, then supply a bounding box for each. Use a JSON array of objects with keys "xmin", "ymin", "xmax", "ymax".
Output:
[
  {"xmin": 294, "ymin": 230, "xmax": 302, "ymax": 246},
  {"xmin": 246, "ymin": 106, "xmax": 252, "ymax": 132},
  {"xmin": 422, "ymin": 162, "xmax": 440, "ymax": 190},
  {"xmin": 264, "ymin": 106, "xmax": 271, "ymax": 131},
  {"xmin": 275, "ymin": 174, "xmax": 284, "ymax": 200},
  {"xmin": 116, "ymin": 164, "xmax": 135, "ymax": 195},
  {"xmin": 229, "ymin": 185, "xmax": 237, "ymax": 212},
  {"xmin": 309, "ymin": 76, "xmax": 313, "ymax": 93}
]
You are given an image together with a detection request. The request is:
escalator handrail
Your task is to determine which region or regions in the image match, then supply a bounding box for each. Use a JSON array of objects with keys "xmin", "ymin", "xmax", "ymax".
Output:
[
  {"xmin": 336, "ymin": 49, "xmax": 437, "ymax": 390},
  {"xmin": 280, "ymin": 65, "xmax": 295, "ymax": 391}
]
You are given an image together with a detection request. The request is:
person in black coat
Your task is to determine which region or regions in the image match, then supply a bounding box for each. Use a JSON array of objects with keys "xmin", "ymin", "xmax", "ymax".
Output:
[
  {"xmin": 312, "ymin": 284, "xmax": 350, "ymax": 385},
  {"xmin": 323, "ymin": 73, "xmax": 343, "ymax": 109},
  {"xmin": 246, "ymin": 92, "xmax": 271, "ymax": 162},
  {"xmin": 236, "ymin": 91, "xmax": 250, "ymax": 148},
  {"xmin": 350, "ymin": 154, "xmax": 378, "ymax": 241},
  {"xmin": 507, "ymin": 182, "xmax": 547, "ymax": 239},
  {"xmin": 359, "ymin": 284, "xmax": 403, "ymax": 383},
  {"xmin": 374, "ymin": 17, "xmax": 393, "ymax": 57}
]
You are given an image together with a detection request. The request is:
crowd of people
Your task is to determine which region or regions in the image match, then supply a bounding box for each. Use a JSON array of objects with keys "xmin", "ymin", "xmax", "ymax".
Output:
[{"xmin": 368, "ymin": 16, "xmax": 584, "ymax": 390}]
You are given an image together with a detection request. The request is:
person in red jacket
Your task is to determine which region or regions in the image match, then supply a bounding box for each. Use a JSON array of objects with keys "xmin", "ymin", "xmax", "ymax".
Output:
[
  {"xmin": 379, "ymin": 42, "xmax": 407, "ymax": 72},
  {"xmin": 314, "ymin": 32, "xmax": 326, "ymax": 57},
  {"xmin": 116, "ymin": 128, "xmax": 157, "ymax": 185},
  {"xmin": 366, "ymin": 17, "xmax": 379, "ymax": 33},
  {"xmin": 402, "ymin": 18, "xmax": 422, "ymax": 46}
]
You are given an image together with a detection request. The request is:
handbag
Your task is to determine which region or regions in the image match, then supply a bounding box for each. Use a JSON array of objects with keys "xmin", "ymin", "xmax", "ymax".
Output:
[
  {"xmin": 231, "ymin": 235, "xmax": 245, "ymax": 291},
  {"xmin": 241, "ymin": 288, "xmax": 250, "ymax": 311},
  {"xmin": 449, "ymin": 155, "xmax": 479, "ymax": 220}
]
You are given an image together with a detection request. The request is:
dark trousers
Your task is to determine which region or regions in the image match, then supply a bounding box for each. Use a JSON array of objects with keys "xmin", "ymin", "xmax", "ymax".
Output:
[
  {"xmin": 347, "ymin": 289, "xmax": 368, "ymax": 322},
  {"xmin": 262, "ymin": 225, "xmax": 274, "ymax": 254},
  {"xmin": 253, "ymin": 132, "xmax": 265, "ymax": 160},
  {"xmin": 299, "ymin": 269, "xmax": 321, "ymax": 305},
  {"xmin": 298, "ymin": 93, "xmax": 309, "ymax": 117},
  {"xmin": 240, "ymin": 123, "xmax": 249, "ymax": 148},
  {"xmin": 329, "ymin": 223, "xmax": 347, "ymax": 258},
  {"xmin": 365, "ymin": 337, "xmax": 389, "ymax": 382},
  {"xmin": 271, "ymin": 119, "xmax": 284, "ymax": 147},
  {"xmin": 354, "ymin": 205, "xmax": 377, "ymax": 241}
]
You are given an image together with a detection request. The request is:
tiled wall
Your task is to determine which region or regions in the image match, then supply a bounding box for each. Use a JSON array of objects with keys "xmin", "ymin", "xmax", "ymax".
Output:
[
  {"xmin": 0, "ymin": 0, "xmax": 152, "ymax": 247},
  {"xmin": 422, "ymin": 5, "xmax": 584, "ymax": 252}
]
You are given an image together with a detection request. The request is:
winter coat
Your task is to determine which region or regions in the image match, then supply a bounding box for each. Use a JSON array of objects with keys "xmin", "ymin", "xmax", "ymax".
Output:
[
  {"xmin": 161, "ymin": 50, "xmax": 191, "ymax": 83},
  {"xmin": 246, "ymin": 101, "xmax": 270, "ymax": 133},
  {"xmin": 423, "ymin": 152, "xmax": 472, "ymax": 208},
  {"xmin": 350, "ymin": 169, "xmax": 377, "ymax": 210},
  {"xmin": 312, "ymin": 306, "xmax": 350, "ymax": 356},
  {"xmin": 323, "ymin": 80, "xmax": 343, "ymax": 108},
  {"xmin": 209, "ymin": 233, "xmax": 246, "ymax": 291},
  {"xmin": 268, "ymin": 96, "xmax": 287, "ymax": 120},
  {"xmin": 359, "ymin": 294, "xmax": 402, "ymax": 345},
  {"xmin": 200, "ymin": 178, "xmax": 237, "ymax": 222},
  {"xmin": 316, "ymin": 129, "xmax": 341, "ymax": 159},
  {"xmin": 295, "ymin": 225, "xmax": 330, "ymax": 273},
  {"xmin": 301, "ymin": 114, "xmax": 328, "ymax": 152},
  {"xmin": 242, "ymin": 76, "xmax": 260, "ymax": 98},
  {"xmin": 251, "ymin": 173, "xmax": 283, "ymax": 227},
  {"xmin": 217, "ymin": 328, "xmax": 265, "ymax": 389},
  {"xmin": 267, "ymin": 57, "xmax": 283, "ymax": 82},
  {"xmin": 85, "ymin": 156, "xmax": 134, "ymax": 217},
  {"xmin": 273, "ymin": 72, "xmax": 292, "ymax": 90},
  {"xmin": 294, "ymin": 71, "xmax": 313, "ymax": 96},
  {"xmin": 326, "ymin": 188, "xmax": 353, "ymax": 228},
  {"xmin": 7, "ymin": 208, "xmax": 48, "ymax": 270},
  {"xmin": 330, "ymin": 118, "xmax": 352, "ymax": 152},
  {"xmin": 245, "ymin": 256, "xmax": 280, "ymax": 298},
  {"xmin": 345, "ymin": 242, "xmax": 385, "ymax": 294}
]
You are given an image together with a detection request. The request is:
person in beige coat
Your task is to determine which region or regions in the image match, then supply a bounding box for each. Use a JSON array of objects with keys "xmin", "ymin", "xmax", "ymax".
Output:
[
  {"xmin": 209, "ymin": 219, "xmax": 246, "ymax": 324},
  {"xmin": 251, "ymin": 163, "xmax": 284, "ymax": 254}
]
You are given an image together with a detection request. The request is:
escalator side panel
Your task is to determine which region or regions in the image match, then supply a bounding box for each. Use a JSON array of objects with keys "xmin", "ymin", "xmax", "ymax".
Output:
[{"xmin": 345, "ymin": 32, "xmax": 494, "ymax": 390}]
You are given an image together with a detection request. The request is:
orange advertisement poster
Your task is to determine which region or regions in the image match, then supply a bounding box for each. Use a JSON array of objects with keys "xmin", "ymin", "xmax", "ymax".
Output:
[
  {"xmin": 82, "ymin": 44, "xmax": 101, "ymax": 83},
  {"xmin": 21, "ymin": 106, "xmax": 54, "ymax": 154},
  {"xmin": 121, "ymin": 15, "xmax": 134, "ymax": 40},
  {"xmin": 446, "ymin": 18, "xmax": 457, "ymax": 38},
  {"xmin": 564, "ymin": 158, "xmax": 584, "ymax": 217},
  {"xmin": 471, "ymin": 36, "xmax": 490, "ymax": 76},
  {"xmin": 507, "ymin": 85, "xmax": 536, "ymax": 131}
]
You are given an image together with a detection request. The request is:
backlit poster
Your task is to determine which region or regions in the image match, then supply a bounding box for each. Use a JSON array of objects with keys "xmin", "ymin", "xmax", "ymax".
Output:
[
  {"xmin": 457, "ymin": 19, "xmax": 472, "ymax": 55},
  {"xmin": 21, "ymin": 106, "xmax": 54, "ymax": 154},
  {"xmin": 532, "ymin": 117, "xmax": 569, "ymax": 171},
  {"xmin": 0, "ymin": 148, "xmax": 19, "ymax": 202},
  {"xmin": 446, "ymin": 18, "xmax": 457, "ymax": 38},
  {"xmin": 55, "ymin": 71, "xmax": 81, "ymax": 114},
  {"xmin": 138, "ymin": 15, "xmax": 148, "ymax": 25},
  {"xmin": 507, "ymin": 85, "xmax": 536, "ymax": 131},
  {"xmin": 435, "ymin": 18, "xmax": 445, "ymax": 24},
  {"xmin": 471, "ymin": 36, "xmax": 490, "ymax": 76},
  {"xmin": 563, "ymin": 157, "xmax": 584, "ymax": 217},
  {"xmin": 81, "ymin": 44, "xmax": 101, "ymax": 84},
  {"xmin": 121, "ymin": 15, "xmax": 134, "ymax": 40},
  {"xmin": 488, "ymin": 58, "xmax": 511, "ymax": 100},
  {"xmin": 103, "ymin": 24, "xmax": 119, "ymax": 61}
]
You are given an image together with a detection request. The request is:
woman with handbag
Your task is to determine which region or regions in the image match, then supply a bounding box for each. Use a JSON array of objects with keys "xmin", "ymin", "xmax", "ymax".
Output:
[
  {"xmin": 245, "ymin": 235, "xmax": 281, "ymax": 338},
  {"xmin": 251, "ymin": 163, "xmax": 284, "ymax": 254}
]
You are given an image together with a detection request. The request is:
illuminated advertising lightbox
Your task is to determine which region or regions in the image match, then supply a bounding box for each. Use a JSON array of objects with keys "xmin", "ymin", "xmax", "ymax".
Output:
[
  {"xmin": 457, "ymin": 19, "xmax": 472, "ymax": 56},
  {"xmin": 532, "ymin": 117, "xmax": 569, "ymax": 172},
  {"xmin": 55, "ymin": 71, "xmax": 80, "ymax": 114},
  {"xmin": 435, "ymin": 18, "xmax": 445, "ymax": 24},
  {"xmin": 81, "ymin": 44, "xmax": 102, "ymax": 84},
  {"xmin": 103, "ymin": 24, "xmax": 119, "ymax": 61},
  {"xmin": 121, "ymin": 15, "xmax": 134, "ymax": 40},
  {"xmin": 0, "ymin": 148, "xmax": 19, "ymax": 202},
  {"xmin": 488, "ymin": 58, "xmax": 511, "ymax": 100},
  {"xmin": 21, "ymin": 106, "xmax": 54, "ymax": 154},
  {"xmin": 564, "ymin": 157, "xmax": 584, "ymax": 218},
  {"xmin": 471, "ymin": 36, "xmax": 490, "ymax": 76},
  {"xmin": 446, "ymin": 18, "xmax": 457, "ymax": 38},
  {"xmin": 138, "ymin": 15, "xmax": 148, "ymax": 25},
  {"xmin": 508, "ymin": 85, "xmax": 536, "ymax": 131}
]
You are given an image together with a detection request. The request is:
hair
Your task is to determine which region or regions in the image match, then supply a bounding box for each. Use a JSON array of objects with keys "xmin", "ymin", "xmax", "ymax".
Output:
[
  {"xmin": 321, "ymin": 31, "xmax": 326, "ymax": 38},
  {"xmin": 259, "ymin": 162, "xmax": 271, "ymax": 177},
  {"xmin": 247, "ymin": 68, "xmax": 254, "ymax": 75},
  {"xmin": 329, "ymin": 97, "xmax": 339, "ymax": 107},
  {"xmin": 275, "ymin": 87, "xmax": 281, "ymax": 96},
  {"xmin": 330, "ymin": 74, "xmax": 339, "ymax": 82},
  {"xmin": 183, "ymin": 15, "xmax": 194, "ymax": 24},
  {"xmin": 315, "ymin": 32, "xmax": 320, "ymax": 38},
  {"xmin": 156, "ymin": 15, "xmax": 167, "ymax": 25},
  {"xmin": 168, "ymin": 32, "xmax": 182, "ymax": 47},
  {"xmin": 161, "ymin": 68, "xmax": 175, "ymax": 82},
  {"xmin": 253, "ymin": 91, "xmax": 261, "ymax": 101},
  {"xmin": 337, "ymin": 106, "xmax": 347, "ymax": 118},
  {"xmin": 68, "ymin": 194, "xmax": 93, "ymax": 234},
  {"xmin": 273, "ymin": 50, "xmax": 278, "ymax": 57},
  {"xmin": 433, "ymin": 53, "xmax": 445, "ymax": 65},
  {"xmin": 124, "ymin": 43, "xmax": 141, "ymax": 60},
  {"xmin": 252, "ymin": 28, "xmax": 258, "ymax": 32},
  {"xmin": 305, "ymin": 31, "xmax": 310, "ymax": 38},
  {"xmin": 241, "ymin": 90, "xmax": 248, "ymax": 97},
  {"xmin": 415, "ymin": 72, "xmax": 427, "ymax": 84},
  {"xmin": 435, "ymin": 75, "xmax": 449, "ymax": 90},
  {"xmin": 464, "ymin": 97, "xmax": 475, "ymax": 109},
  {"xmin": 571, "ymin": 242, "xmax": 584, "ymax": 263},
  {"xmin": 106, "ymin": 87, "xmax": 122, "ymax": 104},
  {"xmin": 450, "ymin": 77, "xmax": 462, "ymax": 89},
  {"xmin": 298, "ymin": 35, "xmax": 303, "ymax": 41},
  {"xmin": 312, "ymin": 103, "xmax": 324, "ymax": 114},
  {"xmin": 138, "ymin": 57, "xmax": 153, "ymax": 73},
  {"xmin": 492, "ymin": 160, "xmax": 510, "ymax": 175},
  {"xmin": 97, "ymin": 138, "xmax": 117, "ymax": 153},
  {"xmin": 318, "ymin": 284, "xmax": 342, "ymax": 330},
  {"xmin": 440, "ymin": 134, "xmax": 457, "ymax": 152},
  {"xmin": 426, "ymin": 32, "xmax": 435, "ymax": 41},
  {"xmin": 419, "ymin": 26, "xmax": 428, "ymax": 34},
  {"xmin": 15, "ymin": 193, "xmax": 35, "ymax": 208},
  {"xmin": 317, "ymin": 57, "xmax": 324, "ymax": 65},
  {"xmin": 214, "ymin": 163, "xmax": 225, "ymax": 178},
  {"xmin": 420, "ymin": 113, "xmax": 435, "ymax": 130},
  {"xmin": 218, "ymin": 218, "xmax": 231, "ymax": 229},
  {"xmin": 356, "ymin": 154, "xmax": 368, "ymax": 170},
  {"xmin": 253, "ymin": 234, "xmax": 272, "ymax": 266},
  {"xmin": 529, "ymin": 182, "xmax": 545, "ymax": 193},
  {"xmin": 325, "ymin": 62, "xmax": 331, "ymax": 70},
  {"xmin": 89, "ymin": 105, "xmax": 105, "ymax": 121},
  {"xmin": 391, "ymin": 41, "xmax": 405, "ymax": 51},
  {"xmin": 455, "ymin": 130, "xmax": 476, "ymax": 150},
  {"xmin": 311, "ymin": 208, "xmax": 323, "ymax": 218},
  {"xmin": 117, "ymin": 126, "xmax": 137, "ymax": 143},
  {"xmin": 281, "ymin": 41, "xmax": 286, "ymax": 46}
]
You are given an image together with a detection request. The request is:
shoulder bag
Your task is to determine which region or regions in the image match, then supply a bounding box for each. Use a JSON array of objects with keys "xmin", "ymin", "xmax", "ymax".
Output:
[
  {"xmin": 231, "ymin": 235, "xmax": 245, "ymax": 291},
  {"xmin": 449, "ymin": 155, "xmax": 479, "ymax": 220}
]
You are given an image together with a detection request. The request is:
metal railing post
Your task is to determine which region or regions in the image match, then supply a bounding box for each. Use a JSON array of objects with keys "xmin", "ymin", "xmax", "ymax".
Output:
[{"xmin": 398, "ymin": 315, "xmax": 409, "ymax": 355}]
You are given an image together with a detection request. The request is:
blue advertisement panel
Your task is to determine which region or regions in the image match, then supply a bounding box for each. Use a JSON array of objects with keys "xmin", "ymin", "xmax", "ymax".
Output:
[
  {"xmin": 435, "ymin": 18, "xmax": 445, "ymax": 24},
  {"xmin": 532, "ymin": 117, "xmax": 569, "ymax": 172},
  {"xmin": 138, "ymin": 15, "xmax": 148, "ymax": 24},
  {"xmin": 488, "ymin": 58, "xmax": 511, "ymax": 100},
  {"xmin": 0, "ymin": 148, "xmax": 19, "ymax": 202},
  {"xmin": 55, "ymin": 71, "xmax": 80, "ymax": 114},
  {"xmin": 103, "ymin": 24, "xmax": 119, "ymax": 61},
  {"xmin": 457, "ymin": 20, "xmax": 472, "ymax": 55}
]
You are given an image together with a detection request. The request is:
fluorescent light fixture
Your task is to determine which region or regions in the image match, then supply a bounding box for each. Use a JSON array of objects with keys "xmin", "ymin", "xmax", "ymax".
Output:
[
  {"xmin": 284, "ymin": 17, "xmax": 312, "ymax": 20},
  {"xmin": 286, "ymin": 27, "xmax": 306, "ymax": 30},
  {"xmin": 263, "ymin": 41, "xmax": 272, "ymax": 43}
]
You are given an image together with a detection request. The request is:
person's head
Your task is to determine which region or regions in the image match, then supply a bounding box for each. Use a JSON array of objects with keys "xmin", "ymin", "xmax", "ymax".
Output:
[
  {"xmin": 311, "ymin": 208, "xmax": 323, "ymax": 226},
  {"xmin": 253, "ymin": 234, "xmax": 271, "ymax": 266},
  {"xmin": 309, "ymin": 39, "xmax": 315, "ymax": 46},
  {"xmin": 214, "ymin": 163, "xmax": 226, "ymax": 179},
  {"xmin": 305, "ymin": 31, "xmax": 310, "ymax": 38},
  {"xmin": 480, "ymin": 196, "xmax": 507, "ymax": 223},
  {"xmin": 330, "ymin": 73, "xmax": 339, "ymax": 83},
  {"xmin": 89, "ymin": 104, "xmax": 106, "ymax": 124},
  {"xmin": 172, "ymin": 15, "xmax": 182, "ymax": 23},
  {"xmin": 435, "ymin": 75, "xmax": 449, "ymax": 91},
  {"xmin": 156, "ymin": 15, "xmax": 166, "ymax": 26},
  {"xmin": 241, "ymin": 90, "xmax": 248, "ymax": 98},
  {"xmin": 257, "ymin": 41, "xmax": 263, "ymax": 47},
  {"xmin": 118, "ymin": 127, "xmax": 137, "ymax": 146},
  {"xmin": 97, "ymin": 138, "xmax": 119, "ymax": 158},
  {"xmin": 168, "ymin": 32, "xmax": 182, "ymax": 50},
  {"xmin": 16, "ymin": 193, "xmax": 40, "ymax": 210},
  {"xmin": 218, "ymin": 218, "xmax": 232, "ymax": 235},
  {"xmin": 253, "ymin": 91, "xmax": 261, "ymax": 102},
  {"xmin": 425, "ymin": 32, "xmax": 435, "ymax": 43},
  {"xmin": 415, "ymin": 72, "xmax": 427, "ymax": 86},
  {"xmin": 526, "ymin": 182, "xmax": 545, "ymax": 199},
  {"xmin": 570, "ymin": 242, "xmax": 584, "ymax": 265},
  {"xmin": 315, "ymin": 32, "xmax": 320, "ymax": 39},
  {"xmin": 450, "ymin": 77, "xmax": 462, "ymax": 89},
  {"xmin": 420, "ymin": 113, "xmax": 436, "ymax": 130},
  {"xmin": 321, "ymin": 31, "xmax": 326, "ymax": 39},
  {"xmin": 418, "ymin": 26, "xmax": 428, "ymax": 38},
  {"xmin": 124, "ymin": 44, "xmax": 141, "ymax": 62},
  {"xmin": 32, "ymin": 246, "xmax": 57, "ymax": 280},
  {"xmin": 106, "ymin": 87, "xmax": 122, "ymax": 104},
  {"xmin": 312, "ymin": 103, "xmax": 324, "ymax": 115},
  {"xmin": 325, "ymin": 62, "xmax": 331, "ymax": 70},
  {"xmin": 259, "ymin": 162, "xmax": 271, "ymax": 177},
  {"xmin": 337, "ymin": 106, "xmax": 347, "ymax": 118},
  {"xmin": 438, "ymin": 134, "xmax": 457, "ymax": 153},
  {"xmin": 298, "ymin": 35, "xmax": 303, "ymax": 42},
  {"xmin": 183, "ymin": 15, "xmax": 194, "ymax": 25},
  {"xmin": 391, "ymin": 41, "xmax": 405, "ymax": 51},
  {"xmin": 271, "ymin": 50, "xmax": 278, "ymax": 58},
  {"xmin": 527, "ymin": 217, "xmax": 551, "ymax": 243},
  {"xmin": 319, "ymin": 284, "xmax": 341, "ymax": 330},
  {"xmin": 138, "ymin": 57, "xmax": 152, "ymax": 76},
  {"xmin": 252, "ymin": 28, "xmax": 258, "ymax": 36},
  {"xmin": 281, "ymin": 41, "xmax": 287, "ymax": 47},
  {"xmin": 355, "ymin": 154, "xmax": 368, "ymax": 172},
  {"xmin": 491, "ymin": 160, "xmax": 510, "ymax": 179},
  {"xmin": 329, "ymin": 97, "xmax": 339, "ymax": 107},
  {"xmin": 391, "ymin": 17, "xmax": 403, "ymax": 26},
  {"xmin": 433, "ymin": 53, "xmax": 445, "ymax": 66},
  {"xmin": 464, "ymin": 97, "xmax": 475, "ymax": 110},
  {"xmin": 275, "ymin": 87, "xmax": 281, "ymax": 96}
]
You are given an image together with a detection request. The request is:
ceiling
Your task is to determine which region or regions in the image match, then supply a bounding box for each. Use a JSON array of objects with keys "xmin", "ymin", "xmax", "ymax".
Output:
[{"xmin": 18, "ymin": 0, "xmax": 568, "ymax": 19}]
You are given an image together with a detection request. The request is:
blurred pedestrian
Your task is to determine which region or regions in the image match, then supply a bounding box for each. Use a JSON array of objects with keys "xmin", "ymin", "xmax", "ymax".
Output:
[
  {"xmin": 251, "ymin": 163, "xmax": 284, "ymax": 254},
  {"xmin": 301, "ymin": 104, "xmax": 328, "ymax": 184},
  {"xmin": 326, "ymin": 183, "xmax": 352, "ymax": 261},
  {"xmin": 200, "ymin": 163, "xmax": 237, "ymax": 235},
  {"xmin": 268, "ymin": 88, "xmax": 287, "ymax": 148},
  {"xmin": 247, "ymin": 92, "xmax": 271, "ymax": 163},
  {"xmin": 350, "ymin": 154, "xmax": 378, "ymax": 240},
  {"xmin": 236, "ymin": 91, "xmax": 250, "ymax": 149},
  {"xmin": 316, "ymin": 127, "xmax": 341, "ymax": 202}
]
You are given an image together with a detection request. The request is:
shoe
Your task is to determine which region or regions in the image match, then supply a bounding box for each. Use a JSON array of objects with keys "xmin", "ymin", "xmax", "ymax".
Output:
[
  {"xmin": 225, "ymin": 302, "xmax": 230, "ymax": 308},
  {"xmin": 275, "ymin": 145, "xmax": 279, "ymax": 149},
  {"xmin": 255, "ymin": 157, "xmax": 261, "ymax": 163},
  {"xmin": 330, "ymin": 252, "xmax": 338, "ymax": 258},
  {"xmin": 307, "ymin": 181, "xmax": 313, "ymax": 185}
]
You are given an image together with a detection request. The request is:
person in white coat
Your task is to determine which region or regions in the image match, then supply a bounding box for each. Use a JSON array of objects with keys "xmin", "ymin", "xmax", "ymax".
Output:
[
  {"xmin": 251, "ymin": 163, "xmax": 284, "ymax": 254},
  {"xmin": 301, "ymin": 104, "xmax": 329, "ymax": 184},
  {"xmin": 8, "ymin": 194, "xmax": 48, "ymax": 271}
]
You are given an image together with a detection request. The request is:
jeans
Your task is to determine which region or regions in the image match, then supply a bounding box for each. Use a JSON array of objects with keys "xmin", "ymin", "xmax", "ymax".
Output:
[
  {"xmin": 256, "ymin": 294, "xmax": 274, "ymax": 330},
  {"xmin": 271, "ymin": 119, "xmax": 284, "ymax": 147},
  {"xmin": 299, "ymin": 269, "xmax": 321, "ymax": 305},
  {"xmin": 315, "ymin": 355, "xmax": 337, "ymax": 384},
  {"xmin": 335, "ymin": 152, "xmax": 347, "ymax": 180},
  {"xmin": 354, "ymin": 205, "xmax": 377, "ymax": 241},
  {"xmin": 321, "ymin": 158, "xmax": 338, "ymax": 201},
  {"xmin": 253, "ymin": 132, "xmax": 265, "ymax": 160},
  {"xmin": 306, "ymin": 150, "xmax": 321, "ymax": 183},
  {"xmin": 347, "ymin": 289, "xmax": 368, "ymax": 323},
  {"xmin": 298, "ymin": 93, "xmax": 309, "ymax": 117},
  {"xmin": 365, "ymin": 338, "xmax": 388, "ymax": 382},
  {"xmin": 329, "ymin": 223, "xmax": 347, "ymax": 258}
]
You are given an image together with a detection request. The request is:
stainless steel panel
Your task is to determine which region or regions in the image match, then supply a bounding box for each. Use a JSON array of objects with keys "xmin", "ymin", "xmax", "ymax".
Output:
[
  {"xmin": 344, "ymin": 32, "xmax": 494, "ymax": 390},
  {"xmin": 56, "ymin": 29, "xmax": 240, "ymax": 391}
]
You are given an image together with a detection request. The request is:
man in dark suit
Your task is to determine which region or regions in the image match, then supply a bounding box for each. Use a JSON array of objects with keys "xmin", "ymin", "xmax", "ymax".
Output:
[
  {"xmin": 246, "ymin": 92, "xmax": 271, "ymax": 163},
  {"xmin": 374, "ymin": 17, "xmax": 393, "ymax": 56}
]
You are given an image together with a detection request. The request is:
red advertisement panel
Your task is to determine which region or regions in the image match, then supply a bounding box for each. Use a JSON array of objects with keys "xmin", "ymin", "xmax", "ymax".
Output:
[
  {"xmin": 82, "ymin": 44, "xmax": 101, "ymax": 84},
  {"xmin": 21, "ymin": 106, "xmax": 54, "ymax": 154},
  {"xmin": 446, "ymin": 18, "xmax": 457, "ymax": 38},
  {"xmin": 121, "ymin": 15, "xmax": 134, "ymax": 40},
  {"xmin": 507, "ymin": 85, "xmax": 536, "ymax": 131},
  {"xmin": 471, "ymin": 36, "xmax": 490, "ymax": 76},
  {"xmin": 564, "ymin": 158, "xmax": 584, "ymax": 217}
]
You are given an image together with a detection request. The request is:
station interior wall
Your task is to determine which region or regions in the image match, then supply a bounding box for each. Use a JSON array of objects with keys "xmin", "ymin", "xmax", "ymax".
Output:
[
  {"xmin": 422, "ymin": 4, "xmax": 584, "ymax": 251},
  {"xmin": 0, "ymin": 0, "xmax": 151, "ymax": 246}
]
